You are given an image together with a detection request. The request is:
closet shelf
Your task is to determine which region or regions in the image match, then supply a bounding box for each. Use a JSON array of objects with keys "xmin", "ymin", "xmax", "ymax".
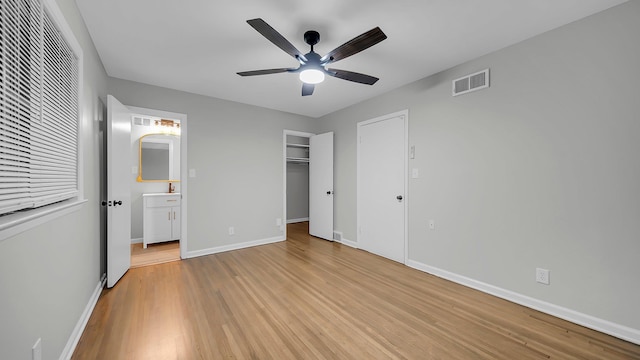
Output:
[
  {"xmin": 287, "ymin": 157, "xmax": 310, "ymax": 163},
  {"xmin": 286, "ymin": 143, "xmax": 310, "ymax": 149}
]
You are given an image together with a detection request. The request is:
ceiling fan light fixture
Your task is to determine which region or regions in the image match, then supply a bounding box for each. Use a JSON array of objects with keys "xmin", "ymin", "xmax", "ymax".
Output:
[{"xmin": 299, "ymin": 69, "xmax": 325, "ymax": 84}]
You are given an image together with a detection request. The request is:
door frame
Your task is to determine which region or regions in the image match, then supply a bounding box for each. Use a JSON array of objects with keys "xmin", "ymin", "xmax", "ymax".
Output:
[
  {"xmin": 283, "ymin": 129, "xmax": 315, "ymax": 240},
  {"xmin": 128, "ymin": 106, "xmax": 188, "ymax": 260},
  {"xmin": 357, "ymin": 109, "xmax": 409, "ymax": 263}
]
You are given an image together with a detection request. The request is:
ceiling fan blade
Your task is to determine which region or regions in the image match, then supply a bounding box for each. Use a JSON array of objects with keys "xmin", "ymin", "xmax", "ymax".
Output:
[
  {"xmin": 237, "ymin": 68, "xmax": 293, "ymax": 76},
  {"xmin": 302, "ymin": 83, "xmax": 315, "ymax": 96},
  {"xmin": 328, "ymin": 68, "xmax": 379, "ymax": 85},
  {"xmin": 320, "ymin": 27, "xmax": 387, "ymax": 64},
  {"xmin": 247, "ymin": 18, "xmax": 307, "ymax": 62}
]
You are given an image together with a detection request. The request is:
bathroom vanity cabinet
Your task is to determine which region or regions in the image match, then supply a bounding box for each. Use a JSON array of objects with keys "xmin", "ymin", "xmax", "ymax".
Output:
[{"xmin": 142, "ymin": 193, "xmax": 181, "ymax": 248}]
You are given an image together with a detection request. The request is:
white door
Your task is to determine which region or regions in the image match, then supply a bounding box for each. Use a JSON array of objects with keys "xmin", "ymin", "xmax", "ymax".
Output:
[
  {"xmin": 107, "ymin": 95, "xmax": 132, "ymax": 288},
  {"xmin": 358, "ymin": 112, "xmax": 407, "ymax": 263},
  {"xmin": 309, "ymin": 132, "xmax": 334, "ymax": 240}
]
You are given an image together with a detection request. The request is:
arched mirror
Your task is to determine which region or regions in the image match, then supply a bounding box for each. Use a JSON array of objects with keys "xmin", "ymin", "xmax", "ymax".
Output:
[{"xmin": 137, "ymin": 133, "xmax": 180, "ymax": 182}]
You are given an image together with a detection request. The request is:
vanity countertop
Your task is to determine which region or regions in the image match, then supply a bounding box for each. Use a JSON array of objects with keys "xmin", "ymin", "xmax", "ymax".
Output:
[{"xmin": 142, "ymin": 193, "xmax": 181, "ymax": 197}]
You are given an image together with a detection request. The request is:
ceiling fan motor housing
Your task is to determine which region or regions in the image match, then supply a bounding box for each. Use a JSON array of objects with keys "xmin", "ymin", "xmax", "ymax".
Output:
[{"xmin": 304, "ymin": 30, "xmax": 320, "ymax": 46}]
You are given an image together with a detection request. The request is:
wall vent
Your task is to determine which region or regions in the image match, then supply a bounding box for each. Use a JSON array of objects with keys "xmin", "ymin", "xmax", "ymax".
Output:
[
  {"xmin": 132, "ymin": 116, "xmax": 151, "ymax": 126},
  {"xmin": 452, "ymin": 69, "xmax": 489, "ymax": 96},
  {"xmin": 333, "ymin": 231, "xmax": 342, "ymax": 241}
]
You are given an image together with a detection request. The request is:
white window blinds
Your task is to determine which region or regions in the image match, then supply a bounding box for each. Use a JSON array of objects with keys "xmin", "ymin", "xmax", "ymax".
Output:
[{"xmin": 0, "ymin": 0, "xmax": 79, "ymax": 216}]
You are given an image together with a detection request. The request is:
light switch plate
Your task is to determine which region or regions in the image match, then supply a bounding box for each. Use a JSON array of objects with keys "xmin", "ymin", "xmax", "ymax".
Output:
[
  {"xmin": 412, "ymin": 168, "xmax": 419, "ymax": 178},
  {"xmin": 189, "ymin": 169, "xmax": 196, "ymax": 178}
]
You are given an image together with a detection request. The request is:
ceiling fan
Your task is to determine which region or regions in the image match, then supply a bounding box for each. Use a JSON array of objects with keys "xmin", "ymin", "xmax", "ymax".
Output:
[{"xmin": 237, "ymin": 18, "xmax": 387, "ymax": 96}]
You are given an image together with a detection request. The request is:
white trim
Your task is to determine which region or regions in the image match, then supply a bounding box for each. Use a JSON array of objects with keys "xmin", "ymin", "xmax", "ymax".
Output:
[
  {"xmin": 356, "ymin": 109, "xmax": 409, "ymax": 264},
  {"xmin": 59, "ymin": 275, "xmax": 106, "ymax": 360},
  {"xmin": 338, "ymin": 237, "xmax": 358, "ymax": 249},
  {"xmin": 131, "ymin": 238, "xmax": 143, "ymax": 244},
  {"xmin": 287, "ymin": 217, "xmax": 309, "ymax": 224},
  {"xmin": 406, "ymin": 259, "xmax": 640, "ymax": 345},
  {"xmin": 0, "ymin": 200, "xmax": 86, "ymax": 242},
  {"xmin": 283, "ymin": 130, "xmax": 315, "ymax": 241},
  {"xmin": 127, "ymin": 106, "xmax": 188, "ymax": 260},
  {"xmin": 185, "ymin": 236, "xmax": 286, "ymax": 259}
]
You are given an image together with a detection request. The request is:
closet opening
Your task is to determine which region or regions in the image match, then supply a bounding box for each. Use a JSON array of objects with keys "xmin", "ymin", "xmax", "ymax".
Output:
[
  {"xmin": 284, "ymin": 132, "xmax": 312, "ymax": 237},
  {"xmin": 283, "ymin": 130, "xmax": 334, "ymax": 241}
]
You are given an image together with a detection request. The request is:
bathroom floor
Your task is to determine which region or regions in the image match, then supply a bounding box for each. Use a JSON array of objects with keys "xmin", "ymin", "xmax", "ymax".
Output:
[{"xmin": 130, "ymin": 241, "xmax": 180, "ymax": 268}]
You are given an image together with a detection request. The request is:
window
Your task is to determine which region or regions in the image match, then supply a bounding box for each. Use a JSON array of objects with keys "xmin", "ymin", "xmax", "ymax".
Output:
[{"xmin": 0, "ymin": 0, "xmax": 83, "ymax": 237}]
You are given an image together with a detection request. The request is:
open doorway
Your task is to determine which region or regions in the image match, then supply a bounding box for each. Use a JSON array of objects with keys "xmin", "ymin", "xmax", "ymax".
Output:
[
  {"xmin": 285, "ymin": 133, "xmax": 311, "ymax": 225},
  {"xmin": 283, "ymin": 130, "xmax": 334, "ymax": 241},
  {"xmin": 128, "ymin": 108, "xmax": 184, "ymax": 268}
]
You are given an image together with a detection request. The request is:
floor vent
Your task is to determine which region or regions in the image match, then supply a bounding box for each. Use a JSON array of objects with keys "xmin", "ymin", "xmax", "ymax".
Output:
[
  {"xmin": 333, "ymin": 231, "xmax": 342, "ymax": 241},
  {"xmin": 452, "ymin": 69, "xmax": 489, "ymax": 96}
]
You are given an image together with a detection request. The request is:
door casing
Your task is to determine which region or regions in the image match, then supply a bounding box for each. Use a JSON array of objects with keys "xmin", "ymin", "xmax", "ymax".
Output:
[{"xmin": 127, "ymin": 105, "xmax": 188, "ymax": 260}]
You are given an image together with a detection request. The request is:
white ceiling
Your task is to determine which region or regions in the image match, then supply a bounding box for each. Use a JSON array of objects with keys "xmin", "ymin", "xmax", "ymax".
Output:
[{"xmin": 76, "ymin": 0, "xmax": 625, "ymax": 118}]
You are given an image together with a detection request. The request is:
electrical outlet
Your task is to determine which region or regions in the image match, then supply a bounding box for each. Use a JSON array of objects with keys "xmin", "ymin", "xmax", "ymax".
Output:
[
  {"xmin": 536, "ymin": 268, "xmax": 550, "ymax": 285},
  {"xmin": 32, "ymin": 338, "xmax": 42, "ymax": 360},
  {"xmin": 276, "ymin": 218, "xmax": 282, "ymax": 226},
  {"xmin": 228, "ymin": 227, "xmax": 235, "ymax": 235},
  {"xmin": 428, "ymin": 219, "xmax": 435, "ymax": 230}
]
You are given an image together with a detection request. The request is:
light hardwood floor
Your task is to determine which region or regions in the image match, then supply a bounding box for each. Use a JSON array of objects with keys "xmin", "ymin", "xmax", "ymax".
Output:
[
  {"xmin": 73, "ymin": 222, "xmax": 640, "ymax": 359},
  {"xmin": 130, "ymin": 240, "xmax": 180, "ymax": 268}
]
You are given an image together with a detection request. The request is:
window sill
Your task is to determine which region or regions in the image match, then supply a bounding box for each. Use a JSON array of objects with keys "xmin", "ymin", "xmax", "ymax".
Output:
[{"xmin": 0, "ymin": 199, "xmax": 88, "ymax": 242}]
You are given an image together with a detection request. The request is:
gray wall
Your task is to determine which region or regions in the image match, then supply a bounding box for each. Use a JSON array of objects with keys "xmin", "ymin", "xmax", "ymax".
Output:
[
  {"xmin": 0, "ymin": 0, "xmax": 108, "ymax": 359},
  {"xmin": 316, "ymin": 1, "xmax": 640, "ymax": 332},
  {"xmin": 286, "ymin": 164, "xmax": 309, "ymax": 221},
  {"xmin": 108, "ymin": 78, "xmax": 317, "ymax": 252}
]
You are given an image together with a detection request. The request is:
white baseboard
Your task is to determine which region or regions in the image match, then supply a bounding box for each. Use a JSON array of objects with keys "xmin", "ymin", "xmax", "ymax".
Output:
[
  {"xmin": 286, "ymin": 217, "xmax": 309, "ymax": 224},
  {"xmin": 131, "ymin": 237, "xmax": 142, "ymax": 244},
  {"xmin": 185, "ymin": 235, "xmax": 286, "ymax": 259},
  {"xmin": 59, "ymin": 274, "xmax": 106, "ymax": 360},
  {"xmin": 338, "ymin": 236, "xmax": 358, "ymax": 249},
  {"xmin": 406, "ymin": 259, "xmax": 640, "ymax": 345}
]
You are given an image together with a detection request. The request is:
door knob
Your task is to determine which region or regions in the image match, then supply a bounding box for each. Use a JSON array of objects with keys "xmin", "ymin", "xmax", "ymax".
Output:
[
  {"xmin": 327, "ymin": 191, "xmax": 333, "ymax": 195},
  {"xmin": 114, "ymin": 200, "xmax": 123, "ymax": 206},
  {"xmin": 396, "ymin": 195, "xmax": 403, "ymax": 201},
  {"xmin": 101, "ymin": 200, "xmax": 108, "ymax": 206}
]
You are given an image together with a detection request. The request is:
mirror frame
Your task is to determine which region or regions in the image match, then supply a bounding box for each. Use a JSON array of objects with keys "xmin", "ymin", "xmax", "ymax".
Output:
[{"xmin": 137, "ymin": 133, "xmax": 181, "ymax": 182}]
